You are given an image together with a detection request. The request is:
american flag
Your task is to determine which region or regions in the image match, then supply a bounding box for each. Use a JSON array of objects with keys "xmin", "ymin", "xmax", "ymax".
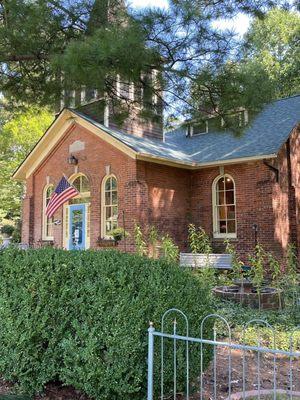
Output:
[{"xmin": 46, "ymin": 176, "xmax": 79, "ymax": 218}]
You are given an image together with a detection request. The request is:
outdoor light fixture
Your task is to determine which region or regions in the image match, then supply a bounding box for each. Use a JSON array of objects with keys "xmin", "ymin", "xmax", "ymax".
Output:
[{"xmin": 68, "ymin": 155, "xmax": 78, "ymax": 165}]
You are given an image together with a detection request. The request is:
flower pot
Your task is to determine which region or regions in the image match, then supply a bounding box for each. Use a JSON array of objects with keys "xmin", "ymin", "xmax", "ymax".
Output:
[{"xmin": 2, "ymin": 236, "xmax": 12, "ymax": 248}]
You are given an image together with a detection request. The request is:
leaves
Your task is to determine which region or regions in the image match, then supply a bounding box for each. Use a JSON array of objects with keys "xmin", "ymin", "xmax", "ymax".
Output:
[
  {"xmin": 0, "ymin": 247, "xmax": 214, "ymax": 398},
  {"xmin": 0, "ymin": 107, "xmax": 53, "ymax": 221}
]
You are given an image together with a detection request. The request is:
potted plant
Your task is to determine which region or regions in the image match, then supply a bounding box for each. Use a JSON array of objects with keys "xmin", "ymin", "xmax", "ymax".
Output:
[
  {"xmin": 1, "ymin": 224, "xmax": 15, "ymax": 248},
  {"xmin": 109, "ymin": 227, "xmax": 129, "ymax": 243}
]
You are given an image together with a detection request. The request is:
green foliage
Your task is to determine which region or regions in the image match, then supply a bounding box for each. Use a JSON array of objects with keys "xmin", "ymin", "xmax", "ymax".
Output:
[
  {"xmin": 188, "ymin": 224, "xmax": 212, "ymax": 254},
  {"xmin": 161, "ymin": 234, "xmax": 179, "ymax": 263},
  {"xmin": 249, "ymin": 244, "xmax": 265, "ymax": 292},
  {"xmin": 148, "ymin": 225, "xmax": 159, "ymax": 247},
  {"xmin": 0, "ymin": 225, "xmax": 15, "ymax": 236},
  {"xmin": 0, "ymin": 247, "xmax": 213, "ymax": 398},
  {"xmin": 133, "ymin": 224, "xmax": 147, "ymax": 256},
  {"xmin": 213, "ymin": 297, "xmax": 300, "ymax": 351},
  {"xmin": 0, "ymin": 107, "xmax": 53, "ymax": 221},
  {"xmin": 108, "ymin": 227, "xmax": 129, "ymax": 242},
  {"xmin": 148, "ymin": 225, "xmax": 159, "ymax": 258},
  {"xmin": 267, "ymin": 252, "xmax": 282, "ymax": 288},
  {"xmin": 286, "ymin": 243, "xmax": 298, "ymax": 286},
  {"xmin": 243, "ymin": 9, "xmax": 300, "ymax": 99},
  {"xmin": 225, "ymin": 240, "xmax": 244, "ymax": 281},
  {"xmin": 0, "ymin": 0, "xmax": 290, "ymax": 123}
]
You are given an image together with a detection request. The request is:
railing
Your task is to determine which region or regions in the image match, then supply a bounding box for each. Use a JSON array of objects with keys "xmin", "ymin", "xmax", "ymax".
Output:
[{"xmin": 147, "ymin": 308, "xmax": 300, "ymax": 400}]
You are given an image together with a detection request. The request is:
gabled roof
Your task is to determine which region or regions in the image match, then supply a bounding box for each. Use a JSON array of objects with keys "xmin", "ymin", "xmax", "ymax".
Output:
[{"xmin": 13, "ymin": 95, "xmax": 300, "ymax": 181}]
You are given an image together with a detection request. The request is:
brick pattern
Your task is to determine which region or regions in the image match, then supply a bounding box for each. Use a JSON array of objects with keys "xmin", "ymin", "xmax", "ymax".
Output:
[{"xmin": 21, "ymin": 123, "xmax": 300, "ymax": 263}]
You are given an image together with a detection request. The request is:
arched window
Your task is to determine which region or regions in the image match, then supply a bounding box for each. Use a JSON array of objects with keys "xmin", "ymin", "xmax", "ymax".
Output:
[
  {"xmin": 102, "ymin": 175, "xmax": 118, "ymax": 238},
  {"xmin": 43, "ymin": 184, "xmax": 54, "ymax": 240},
  {"xmin": 69, "ymin": 174, "xmax": 90, "ymax": 204},
  {"xmin": 212, "ymin": 174, "xmax": 236, "ymax": 238}
]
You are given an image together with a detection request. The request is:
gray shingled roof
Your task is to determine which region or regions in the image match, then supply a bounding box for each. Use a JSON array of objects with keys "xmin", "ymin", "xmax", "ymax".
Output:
[{"xmin": 72, "ymin": 94, "xmax": 300, "ymax": 167}]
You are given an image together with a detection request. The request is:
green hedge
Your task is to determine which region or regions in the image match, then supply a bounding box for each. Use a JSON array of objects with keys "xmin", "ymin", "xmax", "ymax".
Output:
[{"xmin": 0, "ymin": 248, "xmax": 213, "ymax": 399}]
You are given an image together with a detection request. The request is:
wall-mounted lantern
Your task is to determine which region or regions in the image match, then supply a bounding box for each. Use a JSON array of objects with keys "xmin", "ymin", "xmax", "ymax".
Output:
[{"xmin": 68, "ymin": 154, "xmax": 78, "ymax": 165}]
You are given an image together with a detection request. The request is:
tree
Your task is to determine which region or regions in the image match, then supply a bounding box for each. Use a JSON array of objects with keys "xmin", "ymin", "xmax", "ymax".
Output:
[
  {"xmin": 0, "ymin": 0, "xmax": 292, "ymax": 123},
  {"xmin": 243, "ymin": 8, "xmax": 300, "ymax": 98},
  {"xmin": 0, "ymin": 107, "xmax": 53, "ymax": 221}
]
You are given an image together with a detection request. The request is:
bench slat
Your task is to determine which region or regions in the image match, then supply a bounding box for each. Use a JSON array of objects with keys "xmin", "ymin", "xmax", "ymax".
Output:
[{"xmin": 180, "ymin": 253, "xmax": 232, "ymax": 269}]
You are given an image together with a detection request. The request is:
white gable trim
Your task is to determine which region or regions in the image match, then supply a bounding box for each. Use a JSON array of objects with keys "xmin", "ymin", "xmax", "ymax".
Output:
[{"xmin": 13, "ymin": 109, "xmax": 137, "ymax": 181}]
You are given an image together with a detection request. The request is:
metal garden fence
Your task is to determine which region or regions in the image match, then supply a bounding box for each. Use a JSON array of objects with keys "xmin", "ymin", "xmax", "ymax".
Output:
[{"xmin": 147, "ymin": 309, "xmax": 300, "ymax": 400}]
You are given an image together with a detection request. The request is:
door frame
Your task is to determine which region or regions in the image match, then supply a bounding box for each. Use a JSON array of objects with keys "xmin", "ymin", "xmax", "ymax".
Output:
[{"xmin": 63, "ymin": 203, "xmax": 90, "ymax": 250}]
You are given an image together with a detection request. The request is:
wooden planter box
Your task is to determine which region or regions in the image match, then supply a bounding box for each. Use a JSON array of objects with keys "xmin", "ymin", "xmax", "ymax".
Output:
[
  {"xmin": 180, "ymin": 253, "xmax": 232, "ymax": 270},
  {"xmin": 97, "ymin": 238, "xmax": 117, "ymax": 248}
]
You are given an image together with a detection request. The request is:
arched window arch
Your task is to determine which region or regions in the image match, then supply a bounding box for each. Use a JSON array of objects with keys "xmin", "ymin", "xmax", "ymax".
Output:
[
  {"xmin": 101, "ymin": 175, "xmax": 118, "ymax": 238},
  {"xmin": 212, "ymin": 174, "xmax": 236, "ymax": 238},
  {"xmin": 42, "ymin": 184, "xmax": 54, "ymax": 240}
]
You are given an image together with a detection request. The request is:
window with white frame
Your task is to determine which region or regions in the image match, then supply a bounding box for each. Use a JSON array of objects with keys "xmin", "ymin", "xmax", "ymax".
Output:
[
  {"xmin": 212, "ymin": 174, "xmax": 236, "ymax": 238},
  {"xmin": 102, "ymin": 175, "xmax": 118, "ymax": 237},
  {"xmin": 43, "ymin": 184, "xmax": 54, "ymax": 240}
]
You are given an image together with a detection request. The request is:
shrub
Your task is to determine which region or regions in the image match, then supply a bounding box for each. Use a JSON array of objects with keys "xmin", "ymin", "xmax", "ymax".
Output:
[
  {"xmin": 0, "ymin": 248, "xmax": 213, "ymax": 399},
  {"xmin": 0, "ymin": 224, "xmax": 15, "ymax": 237}
]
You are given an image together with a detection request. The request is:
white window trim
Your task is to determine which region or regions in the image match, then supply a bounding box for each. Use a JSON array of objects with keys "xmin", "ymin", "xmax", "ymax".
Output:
[
  {"xmin": 42, "ymin": 184, "xmax": 54, "ymax": 241},
  {"xmin": 101, "ymin": 174, "xmax": 118, "ymax": 239},
  {"xmin": 212, "ymin": 174, "xmax": 237, "ymax": 239}
]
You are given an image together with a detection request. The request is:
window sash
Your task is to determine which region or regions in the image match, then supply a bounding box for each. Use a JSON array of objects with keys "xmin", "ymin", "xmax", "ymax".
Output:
[{"xmin": 213, "ymin": 175, "xmax": 236, "ymax": 238}]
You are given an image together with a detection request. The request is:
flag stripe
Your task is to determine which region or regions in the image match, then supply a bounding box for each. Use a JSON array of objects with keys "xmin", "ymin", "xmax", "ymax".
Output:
[
  {"xmin": 46, "ymin": 177, "xmax": 79, "ymax": 218},
  {"xmin": 46, "ymin": 187, "xmax": 76, "ymax": 215},
  {"xmin": 46, "ymin": 188, "xmax": 77, "ymax": 217}
]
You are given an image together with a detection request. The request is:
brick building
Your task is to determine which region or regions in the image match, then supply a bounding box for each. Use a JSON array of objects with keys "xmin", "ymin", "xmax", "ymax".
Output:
[{"xmin": 13, "ymin": 95, "xmax": 300, "ymax": 261}]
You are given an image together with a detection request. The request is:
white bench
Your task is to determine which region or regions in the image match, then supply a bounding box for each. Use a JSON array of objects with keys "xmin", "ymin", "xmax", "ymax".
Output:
[{"xmin": 180, "ymin": 253, "xmax": 232, "ymax": 269}]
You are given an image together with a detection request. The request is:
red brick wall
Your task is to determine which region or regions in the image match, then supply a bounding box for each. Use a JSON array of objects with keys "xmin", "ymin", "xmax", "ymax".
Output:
[
  {"xmin": 136, "ymin": 161, "xmax": 191, "ymax": 248},
  {"xmin": 190, "ymin": 160, "xmax": 292, "ymax": 262},
  {"xmin": 22, "ymin": 122, "xmax": 142, "ymax": 250},
  {"xmin": 21, "ymin": 121, "xmax": 300, "ymax": 263}
]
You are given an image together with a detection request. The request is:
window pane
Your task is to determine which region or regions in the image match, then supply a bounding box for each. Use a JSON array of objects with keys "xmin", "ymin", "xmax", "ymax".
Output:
[
  {"xmin": 81, "ymin": 176, "xmax": 90, "ymax": 192},
  {"xmin": 106, "ymin": 221, "xmax": 111, "ymax": 233},
  {"xmin": 227, "ymin": 206, "xmax": 236, "ymax": 220},
  {"xmin": 112, "ymin": 191, "xmax": 118, "ymax": 205},
  {"xmin": 217, "ymin": 177, "xmax": 225, "ymax": 190},
  {"xmin": 225, "ymin": 177, "xmax": 234, "ymax": 190},
  {"xmin": 218, "ymin": 191, "xmax": 225, "ymax": 205},
  {"xmin": 105, "ymin": 178, "xmax": 111, "ymax": 191},
  {"xmin": 106, "ymin": 207, "xmax": 112, "ymax": 219},
  {"xmin": 112, "ymin": 206, "xmax": 118, "ymax": 218},
  {"xmin": 111, "ymin": 177, "xmax": 117, "ymax": 190},
  {"xmin": 219, "ymin": 220, "xmax": 227, "ymax": 233},
  {"xmin": 105, "ymin": 191, "xmax": 111, "ymax": 205},
  {"xmin": 227, "ymin": 220, "xmax": 236, "ymax": 233},
  {"xmin": 73, "ymin": 177, "xmax": 81, "ymax": 191},
  {"xmin": 218, "ymin": 206, "xmax": 227, "ymax": 220},
  {"xmin": 226, "ymin": 190, "xmax": 235, "ymax": 205}
]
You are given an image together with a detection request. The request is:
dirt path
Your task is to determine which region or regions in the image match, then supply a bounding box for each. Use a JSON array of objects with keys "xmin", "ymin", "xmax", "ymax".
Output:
[{"xmin": 193, "ymin": 346, "xmax": 300, "ymax": 399}]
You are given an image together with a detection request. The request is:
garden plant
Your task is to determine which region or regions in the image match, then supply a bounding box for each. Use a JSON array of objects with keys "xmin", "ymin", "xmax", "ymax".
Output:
[{"xmin": 0, "ymin": 247, "xmax": 213, "ymax": 399}]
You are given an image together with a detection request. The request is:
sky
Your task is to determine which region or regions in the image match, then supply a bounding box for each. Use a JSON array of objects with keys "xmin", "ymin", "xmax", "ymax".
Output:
[{"xmin": 129, "ymin": 0, "xmax": 251, "ymax": 37}]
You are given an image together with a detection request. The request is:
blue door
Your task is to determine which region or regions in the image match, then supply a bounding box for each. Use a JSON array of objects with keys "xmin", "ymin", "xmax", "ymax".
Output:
[{"xmin": 69, "ymin": 204, "xmax": 86, "ymax": 250}]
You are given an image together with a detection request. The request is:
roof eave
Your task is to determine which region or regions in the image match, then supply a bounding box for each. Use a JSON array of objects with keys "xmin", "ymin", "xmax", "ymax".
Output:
[{"xmin": 136, "ymin": 152, "xmax": 277, "ymax": 169}]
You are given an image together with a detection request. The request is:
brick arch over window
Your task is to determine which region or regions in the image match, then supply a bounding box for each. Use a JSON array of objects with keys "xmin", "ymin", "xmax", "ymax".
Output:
[
  {"xmin": 101, "ymin": 174, "xmax": 118, "ymax": 238},
  {"xmin": 42, "ymin": 184, "xmax": 54, "ymax": 241},
  {"xmin": 212, "ymin": 174, "xmax": 237, "ymax": 239}
]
